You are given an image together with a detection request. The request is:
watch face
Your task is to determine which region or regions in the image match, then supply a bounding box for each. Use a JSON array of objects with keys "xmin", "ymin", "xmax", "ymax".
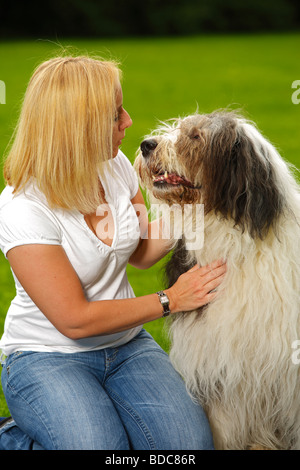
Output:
[{"xmin": 161, "ymin": 295, "xmax": 169, "ymax": 305}]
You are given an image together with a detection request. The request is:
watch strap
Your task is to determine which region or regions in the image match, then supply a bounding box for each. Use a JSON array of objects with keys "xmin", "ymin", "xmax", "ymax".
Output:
[{"xmin": 156, "ymin": 290, "xmax": 171, "ymax": 317}]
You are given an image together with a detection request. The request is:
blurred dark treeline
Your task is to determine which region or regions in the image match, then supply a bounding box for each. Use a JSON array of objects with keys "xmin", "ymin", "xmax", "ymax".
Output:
[{"xmin": 1, "ymin": 0, "xmax": 300, "ymax": 38}]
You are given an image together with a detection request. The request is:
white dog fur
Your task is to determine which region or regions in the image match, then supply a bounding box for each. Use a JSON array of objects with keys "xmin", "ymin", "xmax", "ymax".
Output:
[{"xmin": 134, "ymin": 111, "xmax": 300, "ymax": 450}]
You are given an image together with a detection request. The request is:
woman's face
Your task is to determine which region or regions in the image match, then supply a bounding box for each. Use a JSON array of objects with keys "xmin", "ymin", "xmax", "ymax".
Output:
[{"xmin": 112, "ymin": 84, "xmax": 132, "ymax": 158}]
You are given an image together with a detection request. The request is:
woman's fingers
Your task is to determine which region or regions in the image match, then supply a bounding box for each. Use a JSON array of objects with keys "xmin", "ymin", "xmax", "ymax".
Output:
[
  {"xmin": 187, "ymin": 259, "xmax": 226, "ymax": 275},
  {"xmin": 186, "ymin": 263, "xmax": 201, "ymax": 273},
  {"xmin": 188, "ymin": 260, "xmax": 227, "ymax": 286},
  {"xmin": 167, "ymin": 259, "xmax": 227, "ymax": 314},
  {"xmin": 199, "ymin": 259, "xmax": 226, "ymax": 276},
  {"xmin": 203, "ymin": 273, "xmax": 226, "ymax": 294}
]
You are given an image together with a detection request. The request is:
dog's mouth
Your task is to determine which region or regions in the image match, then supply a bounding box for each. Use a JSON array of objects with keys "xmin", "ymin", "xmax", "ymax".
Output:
[{"xmin": 152, "ymin": 170, "xmax": 200, "ymax": 189}]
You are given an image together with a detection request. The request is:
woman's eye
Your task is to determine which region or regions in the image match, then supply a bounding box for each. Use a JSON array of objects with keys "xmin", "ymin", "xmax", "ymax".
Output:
[{"xmin": 114, "ymin": 107, "xmax": 123, "ymax": 122}]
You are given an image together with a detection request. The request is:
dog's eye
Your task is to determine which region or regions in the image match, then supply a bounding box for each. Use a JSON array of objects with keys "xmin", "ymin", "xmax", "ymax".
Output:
[{"xmin": 192, "ymin": 134, "xmax": 200, "ymax": 140}]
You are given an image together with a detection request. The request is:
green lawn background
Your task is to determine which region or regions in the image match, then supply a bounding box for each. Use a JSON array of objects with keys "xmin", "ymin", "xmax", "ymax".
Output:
[{"xmin": 0, "ymin": 34, "xmax": 299, "ymax": 416}]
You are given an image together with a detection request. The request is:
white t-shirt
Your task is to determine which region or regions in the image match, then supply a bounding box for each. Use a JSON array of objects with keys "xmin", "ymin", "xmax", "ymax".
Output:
[{"xmin": 0, "ymin": 151, "xmax": 143, "ymax": 355}]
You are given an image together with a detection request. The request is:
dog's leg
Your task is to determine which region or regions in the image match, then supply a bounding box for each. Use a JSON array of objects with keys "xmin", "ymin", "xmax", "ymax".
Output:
[{"xmin": 164, "ymin": 238, "xmax": 194, "ymax": 288}]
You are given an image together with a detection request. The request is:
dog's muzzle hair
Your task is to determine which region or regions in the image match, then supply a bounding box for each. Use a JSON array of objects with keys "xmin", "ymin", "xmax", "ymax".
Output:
[{"xmin": 135, "ymin": 111, "xmax": 296, "ymax": 239}]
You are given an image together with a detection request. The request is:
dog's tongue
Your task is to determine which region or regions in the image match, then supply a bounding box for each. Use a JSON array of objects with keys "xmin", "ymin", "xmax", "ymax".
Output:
[{"xmin": 154, "ymin": 172, "xmax": 194, "ymax": 187}]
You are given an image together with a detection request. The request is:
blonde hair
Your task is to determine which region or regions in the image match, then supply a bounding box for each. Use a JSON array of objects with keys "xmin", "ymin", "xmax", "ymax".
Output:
[{"xmin": 3, "ymin": 55, "xmax": 121, "ymax": 213}]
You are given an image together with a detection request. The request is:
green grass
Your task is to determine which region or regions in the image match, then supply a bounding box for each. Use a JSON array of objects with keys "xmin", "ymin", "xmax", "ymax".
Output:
[{"xmin": 0, "ymin": 33, "xmax": 300, "ymax": 416}]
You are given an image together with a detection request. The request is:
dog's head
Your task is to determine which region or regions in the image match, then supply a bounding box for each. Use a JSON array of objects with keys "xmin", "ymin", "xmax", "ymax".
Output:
[{"xmin": 134, "ymin": 111, "xmax": 287, "ymax": 239}]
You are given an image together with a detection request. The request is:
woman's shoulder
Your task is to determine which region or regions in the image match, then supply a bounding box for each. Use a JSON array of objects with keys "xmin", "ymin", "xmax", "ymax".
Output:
[
  {"xmin": 0, "ymin": 185, "xmax": 16, "ymax": 206},
  {"xmin": 0, "ymin": 185, "xmax": 62, "ymax": 256},
  {"xmin": 0, "ymin": 183, "xmax": 50, "ymax": 214}
]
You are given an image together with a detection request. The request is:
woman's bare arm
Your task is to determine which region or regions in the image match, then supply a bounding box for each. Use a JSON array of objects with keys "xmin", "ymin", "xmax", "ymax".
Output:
[
  {"xmin": 7, "ymin": 244, "xmax": 226, "ymax": 340},
  {"xmin": 128, "ymin": 188, "xmax": 173, "ymax": 269}
]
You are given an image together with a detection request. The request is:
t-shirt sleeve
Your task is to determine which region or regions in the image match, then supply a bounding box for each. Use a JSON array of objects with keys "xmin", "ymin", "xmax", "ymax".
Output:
[
  {"xmin": 0, "ymin": 198, "xmax": 62, "ymax": 257},
  {"xmin": 117, "ymin": 151, "xmax": 139, "ymax": 199}
]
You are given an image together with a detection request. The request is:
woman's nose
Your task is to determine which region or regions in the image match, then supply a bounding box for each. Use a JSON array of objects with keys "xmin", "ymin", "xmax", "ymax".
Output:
[{"xmin": 121, "ymin": 109, "xmax": 132, "ymax": 130}]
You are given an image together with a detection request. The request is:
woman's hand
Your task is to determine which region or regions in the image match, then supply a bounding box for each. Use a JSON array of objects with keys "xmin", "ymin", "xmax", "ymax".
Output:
[
  {"xmin": 7, "ymin": 243, "xmax": 226, "ymax": 340},
  {"xmin": 165, "ymin": 259, "xmax": 227, "ymax": 314}
]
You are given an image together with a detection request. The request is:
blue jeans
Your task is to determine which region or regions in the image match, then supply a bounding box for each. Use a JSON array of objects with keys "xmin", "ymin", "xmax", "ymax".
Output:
[{"xmin": 0, "ymin": 329, "xmax": 214, "ymax": 450}]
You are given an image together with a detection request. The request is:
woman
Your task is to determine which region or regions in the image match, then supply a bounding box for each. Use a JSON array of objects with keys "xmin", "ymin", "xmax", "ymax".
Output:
[{"xmin": 0, "ymin": 55, "xmax": 226, "ymax": 450}]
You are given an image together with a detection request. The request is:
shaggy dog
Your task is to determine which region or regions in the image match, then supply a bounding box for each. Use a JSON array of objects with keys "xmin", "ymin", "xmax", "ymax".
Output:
[{"xmin": 134, "ymin": 111, "xmax": 300, "ymax": 450}]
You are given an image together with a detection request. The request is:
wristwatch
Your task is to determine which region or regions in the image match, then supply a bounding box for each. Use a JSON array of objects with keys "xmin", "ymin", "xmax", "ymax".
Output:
[{"xmin": 156, "ymin": 291, "xmax": 171, "ymax": 317}]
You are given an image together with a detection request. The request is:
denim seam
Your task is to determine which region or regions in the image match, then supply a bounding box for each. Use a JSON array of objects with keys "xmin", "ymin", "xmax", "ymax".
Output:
[
  {"xmin": 5, "ymin": 380, "xmax": 58, "ymax": 450},
  {"xmin": 0, "ymin": 421, "xmax": 27, "ymax": 450},
  {"xmin": 104, "ymin": 347, "xmax": 168, "ymax": 389},
  {"xmin": 103, "ymin": 348, "xmax": 118, "ymax": 383},
  {"xmin": 112, "ymin": 347, "xmax": 168, "ymax": 371},
  {"xmin": 105, "ymin": 385, "xmax": 157, "ymax": 450},
  {"xmin": 4, "ymin": 351, "xmax": 24, "ymax": 370}
]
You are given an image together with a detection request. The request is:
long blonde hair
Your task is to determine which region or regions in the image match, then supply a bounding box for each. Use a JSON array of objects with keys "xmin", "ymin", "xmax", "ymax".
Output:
[{"xmin": 4, "ymin": 55, "xmax": 121, "ymax": 213}]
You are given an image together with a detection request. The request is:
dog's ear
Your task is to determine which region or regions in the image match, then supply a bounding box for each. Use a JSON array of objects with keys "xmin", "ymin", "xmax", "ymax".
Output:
[{"xmin": 202, "ymin": 120, "xmax": 284, "ymax": 239}]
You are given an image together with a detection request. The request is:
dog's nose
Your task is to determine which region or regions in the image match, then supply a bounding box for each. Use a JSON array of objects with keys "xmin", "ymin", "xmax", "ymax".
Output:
[{"xmin": 140, "ymin": 139, "xmax": 158, "ymax": 158}]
